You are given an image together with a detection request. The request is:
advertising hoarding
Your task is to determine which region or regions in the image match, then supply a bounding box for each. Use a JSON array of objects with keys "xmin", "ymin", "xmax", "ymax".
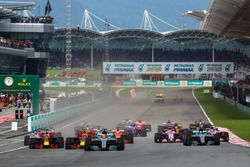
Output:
[{"xmin": 103, "ymin": 62, "xmax": 234, "ymax": 74}]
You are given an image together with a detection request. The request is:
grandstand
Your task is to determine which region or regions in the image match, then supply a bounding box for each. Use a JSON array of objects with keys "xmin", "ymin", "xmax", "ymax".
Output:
[
  {"xmin": 50, "ymin": 28, "xmax": 250, "ymax": 79},
  {"xmin": 0, "ymin": 1, "xmax": 54, "ymax": 77}
]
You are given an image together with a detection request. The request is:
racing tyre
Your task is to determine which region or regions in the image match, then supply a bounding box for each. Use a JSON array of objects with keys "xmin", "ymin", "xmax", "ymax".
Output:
[
  {"xmin": 182, "ymin": 129, "xmax": 192, "ymax": 146},
  {"xmin": 117, "ymin": 138, "xmax": 125, "ymax": 151},
  {"xmin": 154, "ymin": 133, "xmax": 161, "ymax": 143},
  {"xmin": 24, "ymin": 136, "xmax": 30, "ymax": 146},
  {"xmin": 214, "ymin": 134, "xmax": 220, "ymax": 145},
  {"xmin": 84, "ymin": 137, "xmax": 92, "ymax": 151},
  {"xmin": 57, "ymin": 137, "xmax": 64, "ymax": 148},
  {"xmin": 222, "ymin": 132, "xmax": 229, "ymax": 142},
  {"xmin": 127, "ymin": 134, "xmax": 134, "ymax": 144},
  {"xmin": 29, "ymin": 138, "xmax": 37, "ymax": 149}
]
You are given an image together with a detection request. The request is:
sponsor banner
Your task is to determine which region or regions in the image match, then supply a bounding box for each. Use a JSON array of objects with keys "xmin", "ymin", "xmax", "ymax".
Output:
[
  {"xmin": 143, "ymin": 81, "xmax": 157, "ymax": 86},
  {"xmin": 122, "ymin": 80, "xmax": 136, "ymax": 86},
  {"xmin": 164, "ymin": 80, "xmax": 180, "ymax": 86},
  {"xmin": 187, "ymin": 80, "xmax": 204, "ymax": 86},
  {"xmin": 103, "ymin": 62, "xmax": 234, "ymax": 74}
]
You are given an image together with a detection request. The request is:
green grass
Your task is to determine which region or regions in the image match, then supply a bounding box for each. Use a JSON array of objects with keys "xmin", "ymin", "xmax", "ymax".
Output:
[
  {"xmin": 194, "ymin": 88, "xmax": 250, "ymax": 141},
  {"xmin": 85, "ymin": 70, "xmax": 101, "ymax": 80}
]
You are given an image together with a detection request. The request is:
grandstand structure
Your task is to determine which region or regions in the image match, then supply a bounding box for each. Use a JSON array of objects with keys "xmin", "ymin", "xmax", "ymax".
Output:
[
  {"xmin": 0, "ymin": 0, "xmax": 249, "ymax": 106},
  {"xmin": 50, "ymin": 7, "xmax": 249, "ymax": 81},
  {"xmin": 1, "ymin": 0, "xmax": 250, "ymax": 81},
  {"xmin": 0, "ymin": 1, "xmax": 54, "ymax": 77}
]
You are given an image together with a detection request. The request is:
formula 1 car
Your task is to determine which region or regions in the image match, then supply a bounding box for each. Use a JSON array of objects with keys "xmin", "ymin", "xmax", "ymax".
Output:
[
  {"xmin": 182, "ymin": 129, "xmax": 220, "ymax": 146},
  {"xmin": 24, "ymin": 128, "xmax": 64, "ymax": 149},
  {"xmin": 155, "ymin": 127, "xmax": 182, "ymax": 143},
  {"xmin": 155, "ymin": 121, "xmax": 184, "ymax": 143},
  {"xmin": 117, "ymin": 120, "xmax": 151, "ymax": 137},
  {"xmin": 112, "ymin": 128, "xmax": 134, "ymax": 144},
  {"xmin": 189, "ymin": 120, "xmax": 229, "ymax": 142},
  {"xmin": 65, "ymin": 126, "xmax": 98, "ymax": 149},
  {"xmin": 153, "ymin": 93, "xmax": 164, "ymax": 103},
  {"xmin": 157, "ymin": 121, "xmax": 183, "ymax": 133},
  {"xmin": 205, "ymin": 126, "xmax": 229, "ymax": 142},
  {"xmin": 189, "ymin": 120, "xmax": 212, "ymax": 130},
  {"xmin": 84, "ymin": 131, "xmax": 125, "ymax": 151}
]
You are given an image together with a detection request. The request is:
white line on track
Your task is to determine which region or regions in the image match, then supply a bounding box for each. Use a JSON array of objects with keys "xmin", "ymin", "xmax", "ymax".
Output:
[
  {"xmin": 192, "ymin": 89, "xmax": 214, "ymax": 125},
  {"xmin": 0, "ymin": 140, "xmax": 24, "ymax": 147},
  {"xmin": 0, "ymin": 146, "xmax": 28, "ymax": 154}
]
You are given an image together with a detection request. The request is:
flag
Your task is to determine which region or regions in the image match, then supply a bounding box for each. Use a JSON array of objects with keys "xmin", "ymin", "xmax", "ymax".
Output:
[{"xmin": 44, "ymin": 0, "xmax": 52, "ymax": 15}]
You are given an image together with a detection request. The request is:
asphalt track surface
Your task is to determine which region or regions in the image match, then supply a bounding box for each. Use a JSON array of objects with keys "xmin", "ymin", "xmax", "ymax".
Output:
[{"xmin": 0, "ymin": 88, "xmax": 249, "ymax": 167}]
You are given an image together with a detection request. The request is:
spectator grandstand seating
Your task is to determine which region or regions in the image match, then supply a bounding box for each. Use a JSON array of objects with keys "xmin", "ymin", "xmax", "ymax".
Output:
[
  {"xmin": 49, "ymin": 48, "xmax": 250, "ymax": 69},
  {"xmin": 0, "ymin": 37, "xmax": 33, "ymax": 49}
]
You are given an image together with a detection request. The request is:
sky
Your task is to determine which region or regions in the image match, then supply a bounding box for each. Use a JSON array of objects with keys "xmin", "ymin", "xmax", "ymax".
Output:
[{"xmin": 5, "ymin": 0, "xmax": 211, "ymax": 31}]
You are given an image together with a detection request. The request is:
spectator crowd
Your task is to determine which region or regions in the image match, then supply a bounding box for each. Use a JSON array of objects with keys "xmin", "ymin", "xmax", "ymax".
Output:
[
  {"xmin": 0, "ymin": 94, "xmax": 32, "ymax": 109},
  {"xmin": 10, "ymin": 16, "xmax": 53, "ymax": 24},
  {"xmin": 0, "ymin": 37, "xmax": 33, "ymax": 49}
]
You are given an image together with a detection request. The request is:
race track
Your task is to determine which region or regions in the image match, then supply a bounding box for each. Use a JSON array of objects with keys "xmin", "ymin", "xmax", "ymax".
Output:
[{"xmin": 0, "ymin": 88, "xmax": 249, "ymax": 167}]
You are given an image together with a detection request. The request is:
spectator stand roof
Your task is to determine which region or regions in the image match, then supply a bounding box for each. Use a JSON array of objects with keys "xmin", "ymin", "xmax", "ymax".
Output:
[
  {"xmin": 53, "ymin": 28, "xmax": 230, "ymax": 44},
  {"xmin": 0, "ymin": 6, "xmax": 17, "ymax": 18},
  {"xmin": 203, "ymin": 0, "xmax": 250, "ymax": 40},
  {"xmin": 0, "ymin": 1, "xmax": 35, "ymax": 19}
]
